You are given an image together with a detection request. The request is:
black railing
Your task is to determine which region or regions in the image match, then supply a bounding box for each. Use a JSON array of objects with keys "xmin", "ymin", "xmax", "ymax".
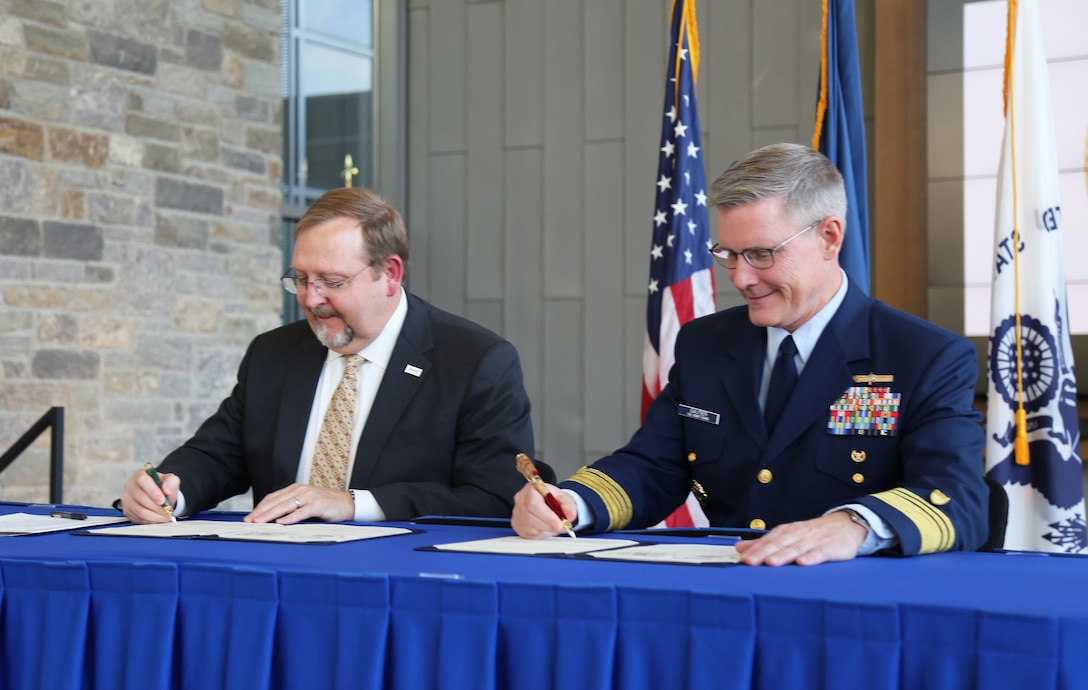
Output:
[{"xmin": 0, "ymin": 407, "xmax": 64, "ymax": 503}]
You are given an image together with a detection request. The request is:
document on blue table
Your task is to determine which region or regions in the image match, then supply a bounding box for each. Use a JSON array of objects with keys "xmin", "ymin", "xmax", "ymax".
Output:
[
  {"xmin": 0, "ymin": 512, "xmax": 127, "ymax": 535},
  {"xmin": 584, "ymin": 543, "xmax": 740, "ymax": 565},
  {"xmin": 83, "ymin": 519, "xmax": 413, "ymax": 544},
  {"xmin": 431, "ymin": 535, "xmax": 638, "ymax": 555}
]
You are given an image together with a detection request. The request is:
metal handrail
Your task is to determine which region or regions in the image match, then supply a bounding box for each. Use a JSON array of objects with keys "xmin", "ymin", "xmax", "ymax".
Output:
[{"xmin": 0, "ymin": 407, "xmax": 64, "ymax": 503}]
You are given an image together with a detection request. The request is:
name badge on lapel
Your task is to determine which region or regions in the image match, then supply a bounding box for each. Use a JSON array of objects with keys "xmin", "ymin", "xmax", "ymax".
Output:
[{"xmin": 678, "ymin": 404, "xmax": 720, "ymax": 425}]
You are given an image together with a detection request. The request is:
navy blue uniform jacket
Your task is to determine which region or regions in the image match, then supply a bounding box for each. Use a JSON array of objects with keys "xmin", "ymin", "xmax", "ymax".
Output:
[
  {"xmin": 564, "ymin": 283, "xmax": 988, "ymax": 554},
  {"xmin": 159, "ymin": 293, "xmax": 534, "ymax": 520}
]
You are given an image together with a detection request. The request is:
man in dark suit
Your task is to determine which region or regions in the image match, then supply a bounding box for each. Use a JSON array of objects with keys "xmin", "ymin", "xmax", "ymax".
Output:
[
  {"xmin": 121, "ymin": 188, "xmax": 533, "ymax": 524},
  {"xmin": 512, "ymin": 143, "xmax": 988, "ymax": 565}
]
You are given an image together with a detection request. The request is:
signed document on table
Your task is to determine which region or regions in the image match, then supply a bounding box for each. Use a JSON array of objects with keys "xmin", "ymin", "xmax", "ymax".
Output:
[
  {"xmin": 83, "ymin": 520, "xmax": 412, "ymax": 544},
  {"xmin": 0, "ymin": 512, "xmax": 128, "ymax": 536},
  {"xmin": 585, "ymin": 543, "xmax": 740, "ymax": 565},
  {"xmin": 429, "ymin": 536, "xmax": 741, "ymax": 565},
  {"xmin": 431, "ymin": 535, "xmax": 638, "ymax": 555}
]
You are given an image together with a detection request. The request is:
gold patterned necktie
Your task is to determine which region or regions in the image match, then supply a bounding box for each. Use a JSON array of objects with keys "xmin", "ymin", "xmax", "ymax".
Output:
[{"xmin": 310, "ymin": 354, "xmax": 365, "ymax": 490}]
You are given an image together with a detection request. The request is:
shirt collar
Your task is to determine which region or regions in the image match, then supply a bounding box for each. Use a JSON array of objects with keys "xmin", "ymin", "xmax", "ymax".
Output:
[
  {"xmin": 324, "ymin": 287, "xmax": 408, "ymax": 372},
  {"xmin": 765, "ymin": 269, "xmax": 849, "ymax": 369}
]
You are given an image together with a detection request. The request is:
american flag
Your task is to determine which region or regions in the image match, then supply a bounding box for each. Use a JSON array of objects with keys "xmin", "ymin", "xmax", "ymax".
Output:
[{"xmin": 643, "ymin": 0, "xmax": 715, "ymax": 528}]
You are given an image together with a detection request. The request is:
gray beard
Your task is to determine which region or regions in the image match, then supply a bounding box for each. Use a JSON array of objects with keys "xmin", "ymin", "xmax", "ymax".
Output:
[{"xmin": 311, "ymin": 312, "xmax": 354, "ymax": 349}]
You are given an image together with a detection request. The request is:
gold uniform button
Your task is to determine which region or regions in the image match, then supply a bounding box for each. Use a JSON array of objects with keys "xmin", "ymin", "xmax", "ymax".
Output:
[
  {"xmin": 851, "ymin": 450, "xmax": 866, "ymax": 463},
  {"xmin": 757, "ymin": 469, "xmax": 773, "ymax": 484},
  {"xmin": 750, "ymin": 518, "xmax": 766, "ymax": 530},
  {"xmin": 687, "ymin": 452, "xmax": 696, "ymax": 462},
  {"xmin": 930, "ymin": 489, "xmax": 951, "ymax": 505},
  {"xmin": 852, "ymin": 472, "xmax": 865, "ymax": 484}
]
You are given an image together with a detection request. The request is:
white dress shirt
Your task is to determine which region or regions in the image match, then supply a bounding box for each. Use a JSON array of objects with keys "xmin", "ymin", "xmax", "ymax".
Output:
[{"xmin": 295, "ymin": 288, "xmax": 409, "ymax": 521}]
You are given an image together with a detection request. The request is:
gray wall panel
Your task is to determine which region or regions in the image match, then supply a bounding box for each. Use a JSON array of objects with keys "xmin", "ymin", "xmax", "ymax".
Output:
[
  {"xmin": 428, "ymin": 154, "xmax": 467, "ymax": 315},
  {"xmin": 753, "ymin": 125, "xmax": 799, "ymax": 150},
  {"xmin": 466, "ymin": 300, "xmax": 504, "ymax": 339},
  {"xmin": 583, "ymin": 141, "xmax": 626, "ymax": 455},
  {"xmin": 927, "ymin": 72, "xmax": 965, "ymax": 180},
  {"xmin": 928, "ymin": 0, "xmax": 967, "ymax": 73},
  {"xmin": 927, "ymin": 179, "xmax": 966, "ymax": 287},
  {"xmin": 406, "ymin": 5, "xmax": 431, "ymax": 297},
  {"xmin": 584, "ymin": 0, "xmax": 624, "ymax": 142},
  {"xmin": 543, "ymin": 0, "xmax": 585, "ymax": 300},
  {"xmin": 504, "ymin": 0, "xmax": 544, "ymax": 147},
  {"xmin": 503, "ymin": 148, "xmax": 544, "ymax": 439},
  {"xmin": 707, "ymin": 0, "xmax": 753, "ymax": 177},
  {"xmin": 752, "ymin": 0, "xmax": 799, "ymax": 128},
  {"xmin": 429, "ymin": 2, "xmax": 467, "ymax": 154},
  {"xmin": 467, "ymin": 2, "xmax": 505, "ymax": 300},
  {"xmin": 543, "ymin": 299, "xmax": 583, "ymax": 477}
]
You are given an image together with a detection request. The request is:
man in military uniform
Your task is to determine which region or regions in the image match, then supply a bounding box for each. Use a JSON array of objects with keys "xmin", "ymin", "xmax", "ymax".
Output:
[{"xmin": 512, "ymin": 143, "xmax": 987, "ymax": 565}]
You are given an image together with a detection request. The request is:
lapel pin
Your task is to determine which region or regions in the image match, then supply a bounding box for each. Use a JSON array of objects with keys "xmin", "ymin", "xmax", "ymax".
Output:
[
  {"xmin": 853, "ymin": 372, "xmax": 894, "ymax": 384},
  {"xmin": 404, "ymin": 364, "xmax": 423, "ymax": 377}
]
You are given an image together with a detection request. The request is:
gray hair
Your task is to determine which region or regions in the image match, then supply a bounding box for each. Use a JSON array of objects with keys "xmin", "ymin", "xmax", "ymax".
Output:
[{"xmin": 708, "ymin": 143, "xmax": 847, "ymax": 228}]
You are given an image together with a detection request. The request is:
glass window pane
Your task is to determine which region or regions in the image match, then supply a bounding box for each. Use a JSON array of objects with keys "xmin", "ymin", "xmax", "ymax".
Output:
[
  {"xmin": 300, "ymin": 41, "xmax": 373, "ymax": 192},
  {"xmin": 301, "ymin": 0, "xmax": 372, "ymax": 48}
]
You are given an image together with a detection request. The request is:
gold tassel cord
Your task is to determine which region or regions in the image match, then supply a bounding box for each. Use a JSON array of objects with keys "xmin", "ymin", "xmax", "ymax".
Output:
[
  {"xmin": 671, "ymin": 0, "xmax": 702, "ymax": 105},
  {"xmin": 811, "ymin": 0, "xmax": 830, "ymax": 149},
  {"xmin": 1004, "ymin": 0, "xmax": 1029, "ymax": 465}
]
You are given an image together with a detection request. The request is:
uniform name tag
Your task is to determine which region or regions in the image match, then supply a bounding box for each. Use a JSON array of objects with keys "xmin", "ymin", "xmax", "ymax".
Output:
[{"xmin": 678, "ymin": 404, "xmax": 720, "ymax": 425}]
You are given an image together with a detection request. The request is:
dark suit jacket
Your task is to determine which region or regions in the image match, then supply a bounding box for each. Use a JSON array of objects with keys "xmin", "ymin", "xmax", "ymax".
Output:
[
  {"xmin": 159, "ymin": 293, "xmax": 534, "ymax": 520},
  {"xmin": 564, "ymin": 282, "xmax": 988, "ymax": 554}
]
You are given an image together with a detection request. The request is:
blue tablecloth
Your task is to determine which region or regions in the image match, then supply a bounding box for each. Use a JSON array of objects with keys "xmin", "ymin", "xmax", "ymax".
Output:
[{"xmin": 1, "ymin": 503, "xmax": 1086, "ymax": 690}]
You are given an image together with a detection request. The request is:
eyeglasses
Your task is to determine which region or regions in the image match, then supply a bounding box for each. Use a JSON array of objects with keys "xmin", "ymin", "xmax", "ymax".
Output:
[
  {"xmin": 280, "ymin": 265, "xmax": 371, "ymax": 295},
  {"xmin": 708, "ymin": 218, "xmax": 825, "ymax": 269}
]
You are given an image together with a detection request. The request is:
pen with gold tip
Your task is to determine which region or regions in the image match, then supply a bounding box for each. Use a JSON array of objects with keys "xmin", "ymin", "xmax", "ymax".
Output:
[
  {"xmin": 516, "ymin": 453, "xmax": 576, "ymax": 538},
  {"xmin": 144, "ymin": 462, "xmax": 177, "ymax": 522}
]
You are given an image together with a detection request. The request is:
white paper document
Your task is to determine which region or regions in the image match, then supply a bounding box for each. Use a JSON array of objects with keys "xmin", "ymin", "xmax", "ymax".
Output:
[
  {"xmin": 0, "ymin": 512, "xmax": 128, "ymax": 536},
  {"xmin": 585, "ymin": 543, "xmax": 740, "ymax": 565},
  {"xmin": 430, "ymin": 535, "xmax": 638, "ymax": 555},
  {"xmin": 86, "ymin": 519, "xmax": 412, "ymax": 544}
]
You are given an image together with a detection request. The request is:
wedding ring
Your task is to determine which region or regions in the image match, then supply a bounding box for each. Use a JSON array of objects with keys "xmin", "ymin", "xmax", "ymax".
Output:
[{"xmin": 292, "ymin": 497, "xmax": 301, "ymax": 509}]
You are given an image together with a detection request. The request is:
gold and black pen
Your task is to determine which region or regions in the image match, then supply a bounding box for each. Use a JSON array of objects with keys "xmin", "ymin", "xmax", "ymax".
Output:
[
  {"xmin": 144, "ymin": 462, "xmax": 176, "ymax": 522},
  {"xmin": 516, "ymin": 453, "xmax": 576, "ymax": 538}
]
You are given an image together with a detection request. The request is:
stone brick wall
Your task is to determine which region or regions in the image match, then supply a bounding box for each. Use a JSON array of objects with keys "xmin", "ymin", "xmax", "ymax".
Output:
[{"xmin": 0, "ymin": 0, "xmax": 283, "ymax": 508}]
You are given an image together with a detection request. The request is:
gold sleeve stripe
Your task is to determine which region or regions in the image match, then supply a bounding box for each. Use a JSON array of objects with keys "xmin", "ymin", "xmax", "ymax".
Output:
[
  {"xmin": 566, "ymin": 467, "xmax": 633, "ymax": 531},
  {"xmin": 872, "ymin": 487, "xmax": 955, "ymax": 554}
]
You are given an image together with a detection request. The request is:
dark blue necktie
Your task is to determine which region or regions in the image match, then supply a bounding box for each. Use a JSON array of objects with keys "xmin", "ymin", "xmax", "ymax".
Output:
[{"xmin": 763, "ymin": 335, "xmax": 798, "ymax": 433}]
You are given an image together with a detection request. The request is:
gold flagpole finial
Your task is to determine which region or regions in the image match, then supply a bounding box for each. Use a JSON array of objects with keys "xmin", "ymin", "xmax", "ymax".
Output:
[{"xmin": 341, "ymin": 154, "xmax": 359, "ymax": 188}]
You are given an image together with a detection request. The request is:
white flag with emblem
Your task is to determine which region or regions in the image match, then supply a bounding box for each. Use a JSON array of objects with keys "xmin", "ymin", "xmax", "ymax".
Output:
[{"xmin": 983, "ymin": 0, "xmax": 1085, "ymax": 553}]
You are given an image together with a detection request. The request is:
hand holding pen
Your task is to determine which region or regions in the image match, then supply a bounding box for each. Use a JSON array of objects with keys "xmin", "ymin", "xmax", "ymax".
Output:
[
  {"xmin": 516, "ymin": 453, "xmax": 576, "ymax": 538},
  {"xmin": 143, "ymin": 462, "xmax": 176, "ymax": 522}
]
